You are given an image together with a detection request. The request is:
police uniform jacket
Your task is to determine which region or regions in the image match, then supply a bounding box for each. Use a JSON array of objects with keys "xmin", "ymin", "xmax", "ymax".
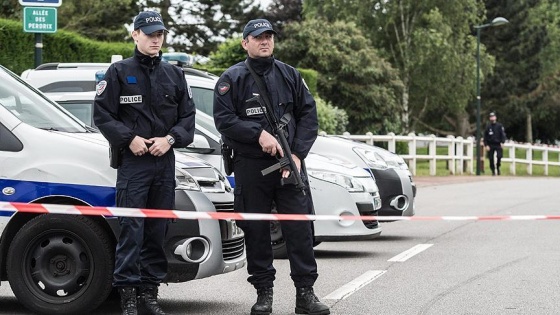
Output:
[
  {"xmin": 483, "ymin": 122, "xmax": 506, "ymax": 146},
  {"xmin": 94, "ymin": 48, "xmax": 195, "ymax": 150},
  {"xmin": 213, "ymin": 57, "xmax": 318, "ymax": 160}
]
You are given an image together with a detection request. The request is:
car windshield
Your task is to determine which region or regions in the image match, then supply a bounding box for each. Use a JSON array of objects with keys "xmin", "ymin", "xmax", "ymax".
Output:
[{"xmin": 0, "ymin": 66, "xmax": 87, "ymax": 133}]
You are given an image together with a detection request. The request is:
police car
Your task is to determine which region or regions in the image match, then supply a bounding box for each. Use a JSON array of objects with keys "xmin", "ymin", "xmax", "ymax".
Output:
[
  {"xmin": 21, "ymin": 61, "xmax": 383, "ymax": 259},
  {"xmin": 0, "ymin": 64, "xmax": 244, "ymax": 315}
]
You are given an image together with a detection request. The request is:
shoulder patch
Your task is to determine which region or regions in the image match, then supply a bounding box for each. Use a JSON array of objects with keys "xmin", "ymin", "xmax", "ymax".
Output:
[
  {"xmin": 218, "ymin": 82, "xmax": 230, "ymax": 95},
  {"xmin": 96, "ymin": 80, "xmax": 107, "ymax": 96}
]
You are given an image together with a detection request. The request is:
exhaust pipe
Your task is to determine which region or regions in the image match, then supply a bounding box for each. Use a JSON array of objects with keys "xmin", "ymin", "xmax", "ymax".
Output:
[
  {"xmin": 174, "ymin": 237, "xmax": 211, "ymax": 263},
  {"xmin": 389, "ymin": 195, "xmax": 409, "ymax": 211}
]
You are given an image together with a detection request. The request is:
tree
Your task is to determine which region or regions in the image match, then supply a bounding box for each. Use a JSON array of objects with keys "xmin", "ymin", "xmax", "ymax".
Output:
[
  {"xmin": 205, "ymin": 36, "xmax": 246, "ymax": 68},
  {"xmin": 262, "ymin": 0, "xmax": 303, "ymax": 39},
  {"xmin": 277, "ymin": 18, "xmax": 403, "ymax": 134},
  {"xmin": 142, "ymin": 0, "xmax": 262, "ymax": 56},
  {"xmin": 482, "ymin": 0, "xmax": 560, "ymax": 143},
  {"xmin": 304, "ymin": 0, "xmax": 491, "ymax": 137}
]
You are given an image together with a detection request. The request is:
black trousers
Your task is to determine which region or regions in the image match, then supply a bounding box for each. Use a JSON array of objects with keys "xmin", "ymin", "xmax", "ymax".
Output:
[
  {"xmin": 487, "ymin": 144, "xmax": 503, "ymax": 173},
  {"xmin": 113, "ymin": 150, "xmax": 175, "ymax": 287},
  {"xmin": 233, "ymin": 155, "xmax": 318, "ymax": 289}
]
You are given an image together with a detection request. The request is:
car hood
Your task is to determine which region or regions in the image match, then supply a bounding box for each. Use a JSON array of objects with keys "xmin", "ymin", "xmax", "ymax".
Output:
[{"xmin": 306, "ymin": 152, "xmax": 371, "ymax": 178}]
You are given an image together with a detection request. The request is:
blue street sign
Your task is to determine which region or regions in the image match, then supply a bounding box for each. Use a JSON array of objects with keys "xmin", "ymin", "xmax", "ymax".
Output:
[{"xmin": 18, "ymin": 0, "xmax": 62, "ymax": 7}]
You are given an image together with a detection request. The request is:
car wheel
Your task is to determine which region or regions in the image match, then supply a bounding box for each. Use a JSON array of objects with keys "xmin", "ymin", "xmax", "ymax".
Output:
[{"xmin": 7, "ymin": 214, "xmax": 114, "ymax": 315}]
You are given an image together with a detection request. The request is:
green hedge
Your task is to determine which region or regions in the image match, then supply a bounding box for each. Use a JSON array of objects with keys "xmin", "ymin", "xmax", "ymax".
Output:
[{"xmin": 0, "ymin": 18, "xmax": 134, "ymax": 75}]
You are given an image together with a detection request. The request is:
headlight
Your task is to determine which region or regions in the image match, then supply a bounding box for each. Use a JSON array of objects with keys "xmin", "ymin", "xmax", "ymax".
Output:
[
  {"xmin": 383, "ymin": 154, "xmax": 409, "ymax": 170},
  {"xmin": 308, "ymin": 170, "xmax": 365, "ymax": 192},
  {"xmin": 175, "ymin": 168, "xmax": 201, "ymax": 191},
  {"xmin": 354, "ymin": 176, "xmax": 378, "ymax": 193},
  {"xmin": 353, "ymin": 147, "xmax": 388, "ymax": 170}
]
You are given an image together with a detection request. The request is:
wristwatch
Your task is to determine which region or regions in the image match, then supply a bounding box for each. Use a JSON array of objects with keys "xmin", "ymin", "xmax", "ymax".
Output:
[{"xmin": 166, "ymin": 135, "xmax": 175, "ymax": 145}]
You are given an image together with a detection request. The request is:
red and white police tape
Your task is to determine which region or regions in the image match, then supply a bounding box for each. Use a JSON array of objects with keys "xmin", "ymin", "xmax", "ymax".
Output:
[{"xmin": 1, "ymin": 201, "xmax": 560, "ymax": 222}]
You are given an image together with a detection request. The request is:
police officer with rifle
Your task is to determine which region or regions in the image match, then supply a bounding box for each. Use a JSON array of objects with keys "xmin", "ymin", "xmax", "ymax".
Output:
[{"xmin": 213, "ymin": 19, "xmax": 330, "ymax": 315}]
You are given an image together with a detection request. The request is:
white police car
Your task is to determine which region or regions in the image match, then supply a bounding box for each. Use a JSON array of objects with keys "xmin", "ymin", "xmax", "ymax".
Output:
[{"xmin": 0, "ymin": 64, "xmax": 245, "ymax": 314}]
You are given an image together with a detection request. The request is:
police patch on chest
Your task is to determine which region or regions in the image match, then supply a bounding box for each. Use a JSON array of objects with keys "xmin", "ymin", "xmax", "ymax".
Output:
[
  {"xmin": 120, "ymin": 95, "xmax": 142, "ymax": 104},
  {"xmin": 246, "ymin": 107, "xmax": 266, "ymax": 116}
]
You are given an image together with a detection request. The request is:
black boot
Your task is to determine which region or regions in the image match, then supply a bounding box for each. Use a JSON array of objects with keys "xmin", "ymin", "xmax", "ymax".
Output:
[
  {"xmin": 497, "ymin": 167, "xmax": 501, "ymax": 175},
  {"xmin": 138, "ymin": 285, "xmax": 166, "ymax": 315},
  {"xmin": 119, "ymin": 287, "xmax": 137, "ymax": 315},
  {"xmin": 251, "ymin": 287, "xmax": 273, "ymax": 315},
  {"xmin": 295, "ymin": 287, "xmax": 330, "ymax": 315}
]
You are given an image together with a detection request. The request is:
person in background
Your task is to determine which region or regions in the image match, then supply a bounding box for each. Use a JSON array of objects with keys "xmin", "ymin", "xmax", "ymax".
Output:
[
  {"xmin": 483, "ymin": 112, "xmax": 506, "ymax": 176},
  {"xmin": 93, "ymin": 10, "xmax": 195, "ymax": 315},
  {"xmin": 213, "ymin": 19, "xmax": 330, "ymax": 315}
]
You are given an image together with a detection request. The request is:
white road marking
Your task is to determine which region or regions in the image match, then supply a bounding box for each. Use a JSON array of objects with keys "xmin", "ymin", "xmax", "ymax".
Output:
[
  {"xmin": 323, "ymin": 270, "xmax": 387, "ymax": 300},
  {"xmin": 388, "ymin": 244, "xmax": 434, "ymax": 262}
]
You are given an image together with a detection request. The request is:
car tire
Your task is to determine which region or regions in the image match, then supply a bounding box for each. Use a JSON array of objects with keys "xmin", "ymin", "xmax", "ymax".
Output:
[{"xmin": 7, "ymin": 214, "xmax": 114, "ymax": 315}]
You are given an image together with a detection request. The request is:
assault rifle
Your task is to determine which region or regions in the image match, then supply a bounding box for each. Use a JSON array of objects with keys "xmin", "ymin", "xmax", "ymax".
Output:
[{"xmin": 246, "ymin": 95, "xmax": 306, "ymax": 195}]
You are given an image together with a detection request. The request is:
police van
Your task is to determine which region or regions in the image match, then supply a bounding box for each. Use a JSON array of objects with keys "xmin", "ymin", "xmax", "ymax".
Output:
[{"xmin": 0, "ymin": 65, "xmax": 245, "ymax": 315}]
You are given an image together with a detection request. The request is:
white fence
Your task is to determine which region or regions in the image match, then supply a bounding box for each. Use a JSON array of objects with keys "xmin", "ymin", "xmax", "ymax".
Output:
[{"xmin": 331, "ymin": 132, "xmax": 560, "ymax": 176}]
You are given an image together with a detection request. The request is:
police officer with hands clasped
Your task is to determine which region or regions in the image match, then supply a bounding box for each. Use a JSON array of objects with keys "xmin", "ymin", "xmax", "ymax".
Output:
[
  {"xmin": 93, "ymin": 10, "xmax": 195, "ymax": 315},
  {"xmin": 214, "ymin": 19, "xmax": 330, "ymax": 315},
  {"xmin": 483, "ymin": 112, "xmax": 507, "ymax": 176}
]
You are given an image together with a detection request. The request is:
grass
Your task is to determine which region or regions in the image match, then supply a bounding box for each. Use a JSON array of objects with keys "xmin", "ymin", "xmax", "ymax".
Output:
[{"xmin": 409, "ymin": 146, "xmax": 560, "ymax": 177}]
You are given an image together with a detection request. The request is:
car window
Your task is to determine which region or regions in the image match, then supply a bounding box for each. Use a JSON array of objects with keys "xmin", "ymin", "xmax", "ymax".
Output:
[
  {"xmin": 39, "ymin": 81, "xmax": 96, "ymax": 93},
  {"xmin": 0, "ymin": 66, "xmax": 87, "ymax": 133},
  {"xmin": 191, "ymin": 86, "xmax": 214, "ymax": 116},
  {"xmin": 57, "ymin": 101, "xmax": 95, "ymax": 127}
]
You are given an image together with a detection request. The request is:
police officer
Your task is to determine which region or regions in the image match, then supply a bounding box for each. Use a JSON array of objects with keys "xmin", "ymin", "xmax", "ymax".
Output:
[
  {"xmin": 483, "ymin": 112, "xmax": 506, "ymax": 175},
  {"xmin": 93, "ymin": 11, "xmax": 195, "ymax": 315},
  {"xmin": 213, "ymin": 19, "xmax": 330, "ymax": 315}
]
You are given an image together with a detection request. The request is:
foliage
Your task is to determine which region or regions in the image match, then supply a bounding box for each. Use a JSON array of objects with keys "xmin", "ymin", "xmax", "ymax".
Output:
[
  {"xmin": 316, "ymin": 96, "xmax": 348, "ymax": 134},
  {"xmin": 482, "ymin": 0, "xmax": 560, "ymax": 143},
  {"xmin": 142, "ymin": 0, "xmax": 263, "ymax": 56},
  {"xmin": 0, "ymin": 18, "xmax": 133, "ymax": 74},
  {"xmin": 206, "ymin": 36, "xmax": 246, "ymax": 68},
  {"xmin": 262, "ymin": 0, "xmax": 303, "ymax": 40},
  {"xmin": 277, "ymin": 18, "xmax": 403, "ymax": 134},
  {"xmin": 304, "ymin": 0, "xmax": 491, "ymax": 138},
  {"xmin": 0, "ymin": 0, "xmax": 137, "ymax": 42}
]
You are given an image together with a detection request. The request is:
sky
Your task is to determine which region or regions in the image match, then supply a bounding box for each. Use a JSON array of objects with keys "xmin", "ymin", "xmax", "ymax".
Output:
[{"xmin": 258, "ymin": 0, "xmax": 273, "ymax": 9}]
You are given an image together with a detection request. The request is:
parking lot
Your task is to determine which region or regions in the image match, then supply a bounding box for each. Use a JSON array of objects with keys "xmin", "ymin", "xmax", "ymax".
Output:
[{"xmin": 1, "ymin": 176, "xmax": 559, "ymax": 314}]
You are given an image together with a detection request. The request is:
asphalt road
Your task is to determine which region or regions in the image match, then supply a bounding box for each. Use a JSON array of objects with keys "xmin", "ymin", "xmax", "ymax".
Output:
[{"xmin": 1, "ymin": 176, "xmax": 559, "ymax": 315}]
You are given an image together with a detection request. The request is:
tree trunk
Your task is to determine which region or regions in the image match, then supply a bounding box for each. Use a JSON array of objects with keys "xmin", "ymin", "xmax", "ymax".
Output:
[
  {"xmin": 401, "ymin": 77, "xmax": 410, "ymax": 133},
  {"xmin": 526, "ymin": 110, "xmax": 533, "ymax": 143},
  {"xmin": 455, "ymin": 109, "xmax": 471, "ymax": 138}
]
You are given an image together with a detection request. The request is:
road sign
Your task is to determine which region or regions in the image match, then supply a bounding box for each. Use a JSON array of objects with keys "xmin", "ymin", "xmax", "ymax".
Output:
[
  {"xmin": 18, "ymin": 0, "xmax": 62, "ymax": 7},
  {"xmin": 23, "ymin": 7, "xmax": 57, "ymax": 33}
]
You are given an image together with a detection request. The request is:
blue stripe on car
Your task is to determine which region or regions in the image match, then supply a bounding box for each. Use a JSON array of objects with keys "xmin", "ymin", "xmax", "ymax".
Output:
[{"xmin": 0, "ymin": 179, "xmax": 115, "ymax": 206}]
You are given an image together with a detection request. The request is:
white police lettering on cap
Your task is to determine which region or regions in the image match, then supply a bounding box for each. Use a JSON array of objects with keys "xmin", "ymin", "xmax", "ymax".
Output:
[
  {"xmin": 246, "ymin": 107, "xmax": 266, "ymax": 116},
  {"xmin": 120, "ymin": 95, "xmax": 143, "ymax": 104},
  {"xmin": 253, "ymin": 22, "xmax": 271, "ymax": 28},
  {"xmin": 145, "ymin": 16, "xmax": 163, "ymax": 23}
]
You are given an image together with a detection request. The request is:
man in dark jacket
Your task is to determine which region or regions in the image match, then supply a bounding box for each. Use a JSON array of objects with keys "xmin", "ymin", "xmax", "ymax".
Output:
[
  {"xmin": 483, "ymin": 112, "xmax": 506, "ymax": 175},
  {"xmin": 213, "ymin": 19, "xmax": 329, "ymax": 315},
  {"xmin": 93, "ymin": 10, "xmax": 195, "ymax": 315}
]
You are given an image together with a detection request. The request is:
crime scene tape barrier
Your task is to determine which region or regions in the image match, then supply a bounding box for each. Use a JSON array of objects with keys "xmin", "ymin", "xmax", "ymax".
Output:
[{"xmin": 1, "ymin": 201, "xmax": 560, "ymax": 222}]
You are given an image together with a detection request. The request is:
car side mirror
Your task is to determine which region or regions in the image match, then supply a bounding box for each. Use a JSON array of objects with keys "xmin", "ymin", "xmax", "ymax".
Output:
[{"xmin": 183, "ymin": 134, "xmax": 214, "ymax": 154}]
